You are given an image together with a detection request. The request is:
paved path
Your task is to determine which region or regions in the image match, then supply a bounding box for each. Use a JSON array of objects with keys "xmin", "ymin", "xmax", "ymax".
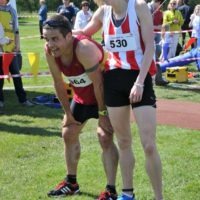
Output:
[{"xmin": 131, "ymin": 99, "xmax": 200, "ymax": 130}]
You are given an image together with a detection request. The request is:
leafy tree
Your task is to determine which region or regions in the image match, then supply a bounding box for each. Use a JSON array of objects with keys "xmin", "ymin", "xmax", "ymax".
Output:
[
  {"xmin": 16, "ymin": 0, "xmax": 98, "ymax": 13},
  {"xmin": 16, "ymin": 0, "xmax": 199, "ymax": 13}
]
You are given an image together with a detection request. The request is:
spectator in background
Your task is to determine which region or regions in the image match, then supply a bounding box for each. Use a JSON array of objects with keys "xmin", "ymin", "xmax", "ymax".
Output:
[
  {"xmin": 163, "ymin": 0, "xmax": 184, "ymax": 58},
  {"xmin": 0, "ymin": 22, "xmax": 12, "ymax": 114},
  {"xmin": 57, "ymin": 0, "xmax": 76, "ymax": 28},
  {"xmin": 189, "ymin": 4, "xmax": 200, "ymax": 47},
  {"xmin": 74, "ymin": 1, "xmax": 93, "ymax": 30},
  {"xmin": 69, "ymin": 2, "xmax": 79, "ymax": 15},
  {"xmin": 148, "ymin": 0, "xmax": 168, "ymax": 86},
  {"xmin": 38, "ymin": 0, "xmax": 48, "ymax": 39},
  {"xmin": 159, "ymin": 24, "xmax": 172, "ymax": 62},
  {"xmin": 0, "ymin": 0, "xmax": 33, "ymax": 112},
  {"xmin": 177, "ymin": 0, "xmax": 193, "ymax": 47},
  {"xmin": 0, "ymin": 23, "xmax": 12, "ymax": 48},
  {"xmin": 148, "ymin": 0, "xmax": 163, "ymax": 60}
]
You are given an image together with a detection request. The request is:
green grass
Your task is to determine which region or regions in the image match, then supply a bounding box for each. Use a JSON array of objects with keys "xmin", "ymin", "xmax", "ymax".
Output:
[{"xmin": 0, "ymin": 17, "xmax": 200, "ymax": 200}]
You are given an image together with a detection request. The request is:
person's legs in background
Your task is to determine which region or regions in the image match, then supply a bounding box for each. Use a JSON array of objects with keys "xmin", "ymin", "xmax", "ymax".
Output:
[
  {"xmin": 168, "ymin": 33, "xmax": 180, "ymax": 58},
  {"xmin": 182, "ymin": 31, "xmax": 186, "ymax": 48},
  {"xmin": 39, "ymin": 20, "xmax": 44, "ymax": 39},
  {"xmin": 154, "ymin": 33, "xmax": 169, "ymax": 86},
  {"xmin": 0, "ymin": 56, "xmax": 4, "ymax": 113},
  {"xmin": 155, "ymin": 33, "xmax": 162, "ymax": 60},
  {"xmin": 182, "ymin": 24, "xmax": 192, "ymax": 48},
  {"xmin": 9, "ymin": 54, "xmax": 33, "ymax": 106}
]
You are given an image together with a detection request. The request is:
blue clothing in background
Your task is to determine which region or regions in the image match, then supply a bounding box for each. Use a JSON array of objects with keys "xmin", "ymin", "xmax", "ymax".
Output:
[
  {"xmin": 38, "ymin": 4, "xmax": 47, "ymax": 22},
  {"xmin": 57, "ymin": 5, "xmax": 75, "ymax": 26},
  {"xmin": 160, "ymin": 48, "xmax": 200, "ymax": 72},
  {"xmin": 38, "ymin": 3, "xmax": 47, "ymax": 39}
]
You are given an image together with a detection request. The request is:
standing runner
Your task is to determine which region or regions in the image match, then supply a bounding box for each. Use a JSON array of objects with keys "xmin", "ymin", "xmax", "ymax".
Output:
[{"xmin": 74, "ymin": 0, "xmax": 163, "ymax": 199}]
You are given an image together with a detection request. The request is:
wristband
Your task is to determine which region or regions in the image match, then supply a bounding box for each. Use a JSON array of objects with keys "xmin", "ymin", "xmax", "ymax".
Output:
[
  {"xmin": 134, "ymin": 83, "xmax": 144, "ymax": 88},
  {"xmin": 98, "ymin": 110, "xmax": 108, "ymax": 116}
]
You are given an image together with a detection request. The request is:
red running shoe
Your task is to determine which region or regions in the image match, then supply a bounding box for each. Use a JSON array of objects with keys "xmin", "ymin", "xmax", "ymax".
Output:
[
  {"xmin": 97, "ymin": 191, "xmax": 118, "ymax": 200},
  {"xmin": 47, "ymin": 180, "xmax": 80, "ymax": 197}
]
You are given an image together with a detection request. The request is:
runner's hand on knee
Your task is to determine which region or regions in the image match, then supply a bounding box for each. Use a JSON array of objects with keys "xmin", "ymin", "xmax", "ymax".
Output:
[
  {"xmin": 62, "ymin": 114, "xmax": 81, "ymax": 127},
  {"xmin": 98, "ymin": 116, "xmax": 113, "ymax": 134}
]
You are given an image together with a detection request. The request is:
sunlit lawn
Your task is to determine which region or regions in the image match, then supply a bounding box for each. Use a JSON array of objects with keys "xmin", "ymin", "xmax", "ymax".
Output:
[{"xmin": 0, "ymin": 16, "xmax": 200, "ymax": 200}]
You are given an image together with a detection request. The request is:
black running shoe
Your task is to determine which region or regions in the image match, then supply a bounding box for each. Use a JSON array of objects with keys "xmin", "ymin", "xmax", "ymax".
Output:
[
  {"xmin": 97, "ymin": 191, "xmax": 118, "ymax": 200},
  {"xmin": 47, "ymin": 180, "xmax": 80, "ymax": 197}
]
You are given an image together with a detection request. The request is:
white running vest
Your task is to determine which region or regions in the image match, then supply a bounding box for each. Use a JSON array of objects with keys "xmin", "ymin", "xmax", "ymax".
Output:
[{"xmin": 102, "ymin": 0, "xmax": 144, "ymax": 71}]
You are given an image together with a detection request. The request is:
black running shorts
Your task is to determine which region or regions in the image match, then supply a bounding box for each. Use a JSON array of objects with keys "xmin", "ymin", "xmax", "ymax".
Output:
[
  {"xmin": 103, "ymin": 69, "xmax": 156, "ymax": 108},
  {"xmin": 70, "ymin": 100, "xmax": 99, "ymax": 123}
]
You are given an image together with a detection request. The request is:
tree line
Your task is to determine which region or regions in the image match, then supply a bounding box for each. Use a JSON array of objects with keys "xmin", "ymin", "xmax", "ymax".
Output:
[
  {"xmin": 16, "ymin": 0, "xmax": 198, "ymax": 13},
  {"xmin": 16, "ymin": 0, "xmax": 97, "ymax": 13}
]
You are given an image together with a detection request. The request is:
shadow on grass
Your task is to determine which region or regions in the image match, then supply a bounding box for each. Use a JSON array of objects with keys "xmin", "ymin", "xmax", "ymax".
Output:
[
  {"xmin": 0, "ymin": 122, "xmax": 60, "ymax": 137},
  {"xmin": 2, "ymin": 90, "xmax": 62, "ymax": 118},
  {"xmin": 161, "ymin": 81, "xmax": 200, "ymax": 92},
  {"xmin": 0, "ymin": 90, "xmax": 62, "ymax": 137},
  {"xmin": 78, "ymin": 191, "xmax": 99, "ymax": 199},
  {"xmin": 155, "ymin": 81, "xmax": 200, "ymax": 101}
]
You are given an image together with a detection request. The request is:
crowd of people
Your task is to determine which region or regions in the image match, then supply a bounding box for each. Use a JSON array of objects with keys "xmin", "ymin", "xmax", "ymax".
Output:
[
  {"xmin": 147, "ymin": 0, "xmax": 195, "ymax": 85},
  {"xmin": 0, "ymin": 0, "xmax": 199, "ymax": 200}
]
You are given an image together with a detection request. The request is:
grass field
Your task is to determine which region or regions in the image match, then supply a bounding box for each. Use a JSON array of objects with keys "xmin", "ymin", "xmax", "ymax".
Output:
[{"xmin": 0, "ymin": 16, "xmax": 200, "ymax": 200}]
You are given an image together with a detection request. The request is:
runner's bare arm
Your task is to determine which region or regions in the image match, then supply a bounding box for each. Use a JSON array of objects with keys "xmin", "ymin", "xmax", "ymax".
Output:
[
  {"xmin": 73, "ymin": 6, "xmax": 104, "ymax": 37},
  {"xmin": 135, "ymin": 0, "xmax": 155, "ymax": 84},
  {"xmin": 44, "ymin": 48, "xmax": 76, "ymax": 121},
  {"xmin": 76, "ymin": 39, "xmax": 113, "ymax": 133},
  {"xmin": 76, "ymin": 39, "xmax": 106, "ymax": 112}
]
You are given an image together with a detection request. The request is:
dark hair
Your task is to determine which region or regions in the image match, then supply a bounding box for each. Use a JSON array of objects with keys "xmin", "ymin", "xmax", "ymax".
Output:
[
  {"xmin": 183, "ymin": 0, "xmax": 189, "ymax": 4},
  {"xmin": 154, "ymin": 0, "xmax": 164, "ymax": 3},
  {"xmin": 81, "ymin": 1, "xmax": 89, "ymax": 6},
  {"xmin": 43, "ymin": 14, "xmax": 72, "ymax": 37}
]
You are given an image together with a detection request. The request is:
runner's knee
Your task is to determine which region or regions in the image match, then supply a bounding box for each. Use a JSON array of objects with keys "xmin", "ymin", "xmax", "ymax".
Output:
[
  {"xmin": 98, "ymin": 133, "xmax": 113, "ymax": 150},
  {"xmin": 62, "ymin": 127, "xmax": 79, "ymax": 143},
  {"xmin": 118, "ymin": 137, "xmax": 132, "ymax": 150},
  {"xmin": 143, "ymin": 143, "xmax": 156, "ymax": 156}
]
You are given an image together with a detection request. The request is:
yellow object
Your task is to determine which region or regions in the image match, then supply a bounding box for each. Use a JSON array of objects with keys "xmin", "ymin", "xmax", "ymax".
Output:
[
  {"xmin": 28, "ymin": 52, "xmax": 40, "ymax": 79},
  {"xmin": 98, "ymin": 110, "xmax": 108, "ymax": 116},
  {"xmin": 65, "ymin": 83, "xmax": 73, "ymax": 101},
  {"xmin": 100, "ymin": 50, "xmax": 109, "ymax": 71},
  {"xmin": 0, "ymin": 11, "xmax": 15, "ymax": 52},
  {"xmin": 165, "ymin": 67, "xmax": 188, "ymax": 83}
]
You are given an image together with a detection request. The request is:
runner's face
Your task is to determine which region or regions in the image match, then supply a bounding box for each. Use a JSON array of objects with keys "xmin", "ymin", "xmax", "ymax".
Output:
[{"xmin": 43, "ymin": 29, "xmax": 71, "ymax": 57}]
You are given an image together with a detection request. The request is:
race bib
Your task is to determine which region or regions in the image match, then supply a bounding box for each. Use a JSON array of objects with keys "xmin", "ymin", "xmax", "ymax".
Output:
[
  {"xmin": 104, "ymin": 33, "xmax": 137, "ymax": 52},
  {"xmin": 67, "ymin": 73, "xmax": 92, "ymax": 87}
]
